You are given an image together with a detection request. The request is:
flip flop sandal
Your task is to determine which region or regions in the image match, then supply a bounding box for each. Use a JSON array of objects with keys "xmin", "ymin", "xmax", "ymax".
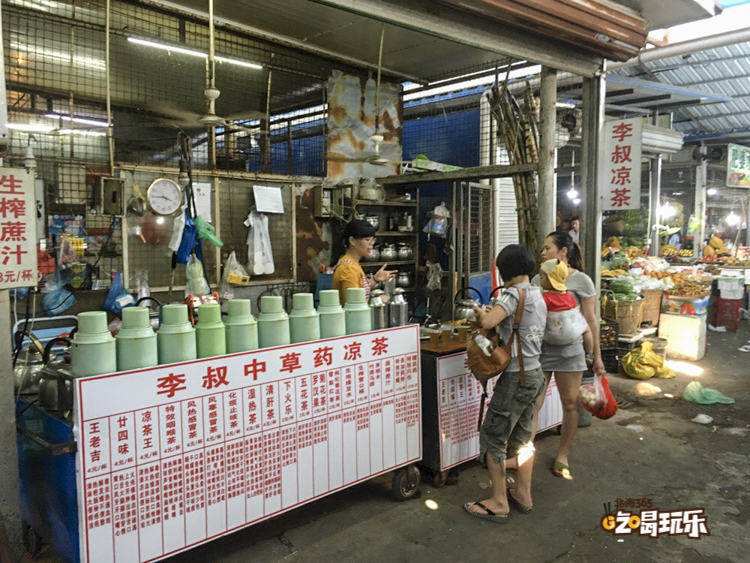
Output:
[
  {"xmin": 507, "ymin": 491, "xmax": 533, "ymax": 514},
  {"xmin": 551, "ymin": 461, "xmax": 573, "ymax": 480},
  {"xmin": 463, "ymin": 501, "xmax": 509, "ymax": 524}
]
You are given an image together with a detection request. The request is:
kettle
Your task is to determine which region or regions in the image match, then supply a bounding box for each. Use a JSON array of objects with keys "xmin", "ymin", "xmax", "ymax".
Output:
[
  {"xmin": 38, "ymin": 337, "xmax": 75, "ymax": 416},
  {"xmin": 454, "ymin": 287, "xmax": 483, "ymax": 322},
  {"xmin": 396, "ymin": 270, "xmax": 413, "ymax": 288},
  {"xmin": 389, "ymin": 288, "xmax": 409, "ymax": 327},
  {"xmin": 489, "ymin": 286, "xmax": 504, "ymax": 308},
  {"xmin": 13, "ymin": 331, "xmax": 45, "ymax": 395},
  {"xmin": 369, "ymin": 289, "xmax": 389, "ymax": 330},
  {"xmin": 397, "ymin": 242, "xmax": 413, "ymax": 261},
  {"xmin": 363, "ymin": 245, "xmax": 381, "ymax": 262},
  {"xmin": 380, "ymin": 243, "xmax": 397, "ymax": 262},
  {"xmin": 135, "ymin": 296, "xmax": 162, "ymax": 331}
]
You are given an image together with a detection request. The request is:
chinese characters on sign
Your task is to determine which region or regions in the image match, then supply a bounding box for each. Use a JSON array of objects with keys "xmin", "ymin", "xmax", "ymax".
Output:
[
  {"xmin": 75, "ymin": 327, "xmax": 421, "ymax": 563},
  {"xmin": 0, "ymin": 168, "xmax": 37, "ymax": 289},
  {"xmin": 727, "ymin": 143, "xmax": 750, "ymax": 188},
  {"xmin": 603, "ymin": 119, "xmax": 643, "ymax": 211}
]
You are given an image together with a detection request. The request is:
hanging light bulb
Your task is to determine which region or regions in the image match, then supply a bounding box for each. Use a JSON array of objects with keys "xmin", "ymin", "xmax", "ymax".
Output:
[
  {"xmin": 660, "ymin": 204, "xmax": 676, "ymax": 220},
  {"xmin": 567, "ymin": 188, "xmax": 578, "ymax": 199},
  {"xmin": 725, "ymin": 212, "xmax": 740, "ymax": 226},
  {"xmin": 707, "ymin": 188, "xmax": 717, "ymax": 196},
  {"xmin": 573, "ymin": 198, "xmax": 581, "ymax": 205}
]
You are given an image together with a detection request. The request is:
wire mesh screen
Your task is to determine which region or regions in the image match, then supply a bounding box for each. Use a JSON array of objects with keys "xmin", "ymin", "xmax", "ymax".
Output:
[{"xmin": 469, "ymin": 183, "xmax": 493, "ymax": 274}]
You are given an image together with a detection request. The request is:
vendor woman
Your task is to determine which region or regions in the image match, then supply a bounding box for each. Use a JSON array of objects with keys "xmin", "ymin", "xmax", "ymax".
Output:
[{"xmin": 332, "ymin": 219, "xmax": 396, "ymax": 305}]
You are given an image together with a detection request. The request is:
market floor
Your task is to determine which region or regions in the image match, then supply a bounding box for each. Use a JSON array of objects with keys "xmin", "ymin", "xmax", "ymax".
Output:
[{"xmin": 29, "ymin": 327, "xmax": 749, "ymax": 563}]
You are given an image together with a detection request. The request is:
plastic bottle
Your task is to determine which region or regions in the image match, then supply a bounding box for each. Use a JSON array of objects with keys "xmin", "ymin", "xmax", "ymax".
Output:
[
  {"xmin": 289, "ymin": 293, "xmax": 321, "ymax": 343},
  {"xmin": 317, "ymin": 289, "xmax": 346, "ymax": 338},
  {"xmin": 157, "ymin": 303, "xmax": 197, "ymax": 364},
  {"xmin": 257, "ymin": 295, "xmax": 291, "ymax": 348},
  {"xmin": 225, "ymin": 299, "xmax": 258, "ymax": 353},
  {"xmin": 116, "ymin": 307, "xmax": 158, "ymax": 371},
  {"xmin": 195, "ymin": 303, "xmax": 226, "ymax": 359},
  {"xmin": 344, "ymin": 287, "xmax": 372, "ymax": 335},
  {"xmin": 71, "ymin": 311, "xmax": 117, "ymax": 376}
]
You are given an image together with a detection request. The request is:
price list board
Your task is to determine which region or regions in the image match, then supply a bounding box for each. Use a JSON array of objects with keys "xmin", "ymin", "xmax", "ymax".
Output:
[
  {"xmin": 74, "ymin": 326, "xmax": 421, "ymax": 563},
  {"xmin": 425, "ymin": 352, "xmax": 562, "ymax": 472}
]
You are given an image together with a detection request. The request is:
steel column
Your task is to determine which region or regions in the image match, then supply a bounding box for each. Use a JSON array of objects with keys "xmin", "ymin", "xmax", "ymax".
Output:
[
  {"xmin": 538, "ymin": 67, "xmax": 558, "ymax": 250},
  {"xmin": 648, "ymin": 155, "xmax": 663, "ymax": 257}
]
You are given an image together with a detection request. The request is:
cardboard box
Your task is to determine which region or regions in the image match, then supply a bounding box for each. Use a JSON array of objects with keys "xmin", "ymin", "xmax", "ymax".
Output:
[
  {"xmin": 658, "ymin": 313, "xmax": 706, "ymax": 361},
  {"xmin": 661, "ymin": 295, "xmax": 709, "ymax": 317}
]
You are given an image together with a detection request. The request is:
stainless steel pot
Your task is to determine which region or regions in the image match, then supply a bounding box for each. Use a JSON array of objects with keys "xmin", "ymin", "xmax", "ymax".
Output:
[
  {"xmin": 13, "ymin": 332, "xmax": 45, "ymax": 395},
  {"xmin": 389, "ymin": 288, "xmax": 409, "ymax": 327},
  {"xmin": 396, "ymin": 270, "xmax": 413, "ymax": 288},
  {"xmin": 362, "ymin": 245, "xmax": 380, "ymax": 262},
  {"xmin": 369, "ymin": 289, "xmax": 389, "ymax": 330},
  {"xmin": 380, "ymin": 243, "xmax": 397, "ymax": 262},
  {"xmin": 454, "ymin": 287, "xmax": 482, "ymax": 322},
  {"xmin": 364, "ymin": 214, "xmax": 380, "ymax": 232},
  {"xmin": 38, "ymin": 337, "xmax": 74, "ymax": 415},
  {"xmin": 397, "ymin": 242, "xmax": 413, "ymax": 261}
]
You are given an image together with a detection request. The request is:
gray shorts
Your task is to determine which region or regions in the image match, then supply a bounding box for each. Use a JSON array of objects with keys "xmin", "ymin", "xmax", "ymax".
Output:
[{"xmin": 479, "ymin": 367, "xmax": 546, "ymax": 464}]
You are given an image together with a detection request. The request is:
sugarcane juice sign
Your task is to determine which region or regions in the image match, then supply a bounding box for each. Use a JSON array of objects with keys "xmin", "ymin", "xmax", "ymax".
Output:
[
  {"xmin": 603, "ymin": 118, "xmax": 643, "ymax": 211},
  {"xmin": 0, "ymin": 167, "xmax": 37, "ymax": 289},
  {"xmin": 727, "ymin": 144, "xmax": 750, "ymax": 188}
]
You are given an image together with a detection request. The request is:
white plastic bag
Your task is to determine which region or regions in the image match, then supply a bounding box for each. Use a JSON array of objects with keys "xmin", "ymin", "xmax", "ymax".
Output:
[
  {"xmin": 185, "ymin": 254, "xmax": 210, "ymax": 296},
  {"xmin": 245, "ymin": 211, "xmax": 275, "ymax": 275},
  {"xmin": 219, "ymin": 251, "xmax": 250, "ymax": 300}
]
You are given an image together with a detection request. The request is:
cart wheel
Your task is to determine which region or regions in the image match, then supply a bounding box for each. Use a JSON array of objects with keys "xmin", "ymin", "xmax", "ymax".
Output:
[
  {"xmin": 432, "ymin": 469, "xmax": 449, "ymax": 488},
  {"xmin": 392, "ymin": 465, "xmax": 421, "ymax": 501},
  {"xmin": 22, "ymin": 521, "xmax": 43, "ymax": 558}
]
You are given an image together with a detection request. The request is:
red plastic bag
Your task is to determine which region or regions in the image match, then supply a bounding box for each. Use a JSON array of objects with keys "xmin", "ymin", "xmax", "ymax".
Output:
[{"xmin": 579, "ymin": 375, "xmax": 618, "ymax": 420}]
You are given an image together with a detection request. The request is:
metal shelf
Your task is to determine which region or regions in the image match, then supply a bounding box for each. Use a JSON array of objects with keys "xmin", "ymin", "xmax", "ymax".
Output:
[
  {"xmin": 376, "ymin": 231, "xmax": 418, "ymax": 236},
  {"xmin": 356, "ymin": 199, "xmax": 417, "ymax": 208},
  {"xmin": 360, "ymin": 260, "xmax": 415, "ymax": 267}
]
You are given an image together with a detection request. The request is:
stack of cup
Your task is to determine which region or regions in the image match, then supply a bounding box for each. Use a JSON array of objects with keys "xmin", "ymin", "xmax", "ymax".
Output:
[
  {"xmin": 344, "ymin": 288, "xmax": 372, "ymax": 335},
  {"xmin": 258, "ymin": 295, "xmax": 291, "ymax": 348},
  {"xmin": 317, "ymin": 289, "xmax": 346, "ymax": 338},
  {"xmin": 225, "ymin": 299, "xmax": 258, "ymax": 353},
  {"xmin": 157, "ymin": 304, "xmax": 197, "ymax": 364},
  {"xmin": 116, "ymin": 307, "xmax": 158, "ymax": 371},
  {"xmin": 289, "ymin": 293, "xmax": 320, "ymax": 344},
  {"xmin": 71, "ymin": 311, "xmax": 117, "ymax": 376}
]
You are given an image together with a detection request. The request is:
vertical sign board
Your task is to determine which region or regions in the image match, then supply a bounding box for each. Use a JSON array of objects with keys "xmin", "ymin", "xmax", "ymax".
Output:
[
  {"xmin": 0, "ymin": 168, "xmax": 38, "ymax": 289},
  {"xmin": 727, "ymin": 143, "xmax": 750, "ymax": 188},
  {"xmin": 436, "ymin": 352, "xmax": 562, "ymax": 471},
  {"xmin": 603, "ymin": 118, "xmax": 643, "ymax": 211},
  {"xmin": 74, "ymin": 326, "xmax": 421, "ymax": 563}
]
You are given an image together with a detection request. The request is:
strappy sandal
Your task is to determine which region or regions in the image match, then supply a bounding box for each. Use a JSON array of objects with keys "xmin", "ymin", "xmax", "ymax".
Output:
[
  {"xmin": 463, "ymin": 501, "xmax": 509, "ymax": 524},
  {"xmin": 507, "ymin": 490, "xmax": 533, "ymax": 513}
]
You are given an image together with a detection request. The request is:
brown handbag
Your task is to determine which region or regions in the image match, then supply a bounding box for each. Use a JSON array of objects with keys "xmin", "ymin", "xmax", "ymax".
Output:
[{"xmin": 466, "ymin": 287, "xmax": 526, "ymax": 431}]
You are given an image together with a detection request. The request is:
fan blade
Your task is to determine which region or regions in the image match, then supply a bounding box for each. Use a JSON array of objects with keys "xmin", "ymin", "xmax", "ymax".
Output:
[{"xmin": 223, "ymin": 109, "xmax": 268, "ymax": 122}]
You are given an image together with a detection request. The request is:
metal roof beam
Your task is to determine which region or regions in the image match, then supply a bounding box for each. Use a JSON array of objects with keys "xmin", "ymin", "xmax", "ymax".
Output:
[
  {"xmin": 677, "ymin": 72, "xmax": 750, "ymax": 87},
  {"xmin": 310, "ymin": 0, "xmax": 601, "ymax": 77}
]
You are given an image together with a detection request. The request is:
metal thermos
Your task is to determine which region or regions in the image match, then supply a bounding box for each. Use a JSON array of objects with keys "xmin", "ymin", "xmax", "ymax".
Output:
[
  {"xmin": 195, "ymin": 303, "xmax": 226, "ymax": 359},
  {"xmin": 317, "ymin": 289, "xmax": 346, "ymax": 338},
  {"xmin": 225, "ymin": 299, "xmax": 258, "ymax": 353},
  {"xmin": 344, "ymin": 288, "xmax": 372, "ymax": 335},
  {"xmin": 369, "ymin": 289, "xmax": 389, "ymax": 330},
  {"xmin": 258, "ymin": 296, "xmax": 291, "ymax": 348},
  {"xmin": 389, "ymin": 288, "xmax": 409, "ymax": 327},
  {"xmin": 157, "ymin": 304, "xmax": 197, "ymax": 364},
  {"xmin": 290, "ymin": 293, "xmax": 320, "ymax": 343},
  {"xmin": 116, "ymin": 306, "xmax": 158, "ymax": 371},
  {"xmin": 71, "ymin": 311, "xmax": 117, "ymax": 376}
]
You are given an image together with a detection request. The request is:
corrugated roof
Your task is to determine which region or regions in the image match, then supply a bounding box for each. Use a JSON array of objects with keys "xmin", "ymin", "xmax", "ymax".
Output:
[{"xmin": 615, "ymin": 41, "xmax": 750, "ymax": 140}]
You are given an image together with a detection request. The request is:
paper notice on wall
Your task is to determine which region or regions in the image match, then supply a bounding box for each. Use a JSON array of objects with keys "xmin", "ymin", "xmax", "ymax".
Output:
[
  {"xmin": 193, "ymin": 182, "xmax": 213, "ymax": 222},
  {"xmin": 252, "ymin": 185, "xmax": 284, "ymax": 214}
]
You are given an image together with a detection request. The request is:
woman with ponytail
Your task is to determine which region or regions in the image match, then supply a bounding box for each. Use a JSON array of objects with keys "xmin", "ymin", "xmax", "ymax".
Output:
[
  {"xmin": 506, "ymin": 230, "xmax": 604, "ymax": 481},
  {"xmin": 332, "ymin": 219, "xmax": 396, "ymax": 306}
]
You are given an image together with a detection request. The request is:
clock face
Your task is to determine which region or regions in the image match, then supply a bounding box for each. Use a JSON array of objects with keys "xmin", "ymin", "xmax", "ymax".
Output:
[{"xmin": 147, "ymin": 178, "xmax": 182, "ymax": 216}]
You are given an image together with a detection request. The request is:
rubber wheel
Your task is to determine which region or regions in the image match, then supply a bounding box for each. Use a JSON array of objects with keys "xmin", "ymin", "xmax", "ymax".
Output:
[
  {"xmin": 432, "ymin": 469, "xmax": 449, "ymax": 488},
  {"xmin": 22, "ymin": 521, "xmax": 43, "ymax": 558},
  {"xmin": 392, "ymin": 465, "xmax": 421, "ymax": 501}
]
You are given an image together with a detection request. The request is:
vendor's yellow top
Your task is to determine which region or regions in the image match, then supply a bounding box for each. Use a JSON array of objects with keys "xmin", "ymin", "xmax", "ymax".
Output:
[
  {"xmin": 540, "ymin": 259, "xmax": 568, "ymax": 292},
  {"xmin": 332, "ymin": 257, "xmax": 368, "ymax": 306}
]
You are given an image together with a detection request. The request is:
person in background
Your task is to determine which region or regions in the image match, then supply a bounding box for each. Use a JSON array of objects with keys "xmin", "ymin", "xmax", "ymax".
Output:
[
  {"xmin": 668, "ymin": 230, "xmax": 682, "ymax": 250},
  {"xmin": 332, "ymin": 219, "xmax": 395, "ymax": 306},
  {"xmin": 569, "ymin": 216, "xmax": 580, "ymax": 244},
  {"xmin": 464, "ymin": 244, "xmax": 548, "ymax": 523}
]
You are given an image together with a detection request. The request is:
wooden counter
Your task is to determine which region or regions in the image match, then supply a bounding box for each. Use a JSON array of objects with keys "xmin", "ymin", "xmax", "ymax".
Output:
[{"xmin": 420, "ymin": 336, "xmax": 468, "ymax": 355}]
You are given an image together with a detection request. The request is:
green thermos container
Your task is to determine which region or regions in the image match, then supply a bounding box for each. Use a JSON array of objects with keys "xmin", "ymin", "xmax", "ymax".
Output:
[
  {"xmin": 225, "ymin": 299, "xmax": 258, "ymax": 353},
  {"xmin": 344, "ymin": 288, "xmax": 372, "ymax": 335},
  {"xmin": 258, "ymin": 295, "xmax": 291, "ymax": 349},
  {"xmin": 317, "ymin": 289, "xmax": 346, "ymax": 338},
  {"xmin": 71, "ymin": 311, "xmax": 117, "ymax": 376},
  {"xmin": 157, "ymin": 304, "xmax": 197, "ymax": 364},
  {"xmin": 116, "ymin": 307, "xmax": 158, "ymax": 371},
  {"xmin": 195, "ymin": 303, "xmax": 226, "ymax": 359},
  {"xmin": 289, "ymin": 293, "xmax": 320, "ymax": 344}
]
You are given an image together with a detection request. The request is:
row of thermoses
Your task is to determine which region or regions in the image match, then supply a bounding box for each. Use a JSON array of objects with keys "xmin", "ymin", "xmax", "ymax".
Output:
[{"xmin": 69, "ymin": 288, "xmax": 400, "ymax": 377}]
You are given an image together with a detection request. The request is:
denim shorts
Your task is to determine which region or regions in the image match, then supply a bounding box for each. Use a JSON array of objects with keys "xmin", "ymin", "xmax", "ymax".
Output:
[{"xmin": 479, "ymin": 367, "xmax": 546, "ymax": 464}]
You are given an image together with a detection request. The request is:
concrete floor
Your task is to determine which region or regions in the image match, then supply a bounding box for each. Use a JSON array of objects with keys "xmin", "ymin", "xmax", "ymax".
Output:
[{"xmin": 30, "ymin": 326, "xmax": 749, "ymax": 563}]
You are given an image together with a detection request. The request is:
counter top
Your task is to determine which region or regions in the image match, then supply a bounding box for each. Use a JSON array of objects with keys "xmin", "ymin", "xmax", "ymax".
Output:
[{"xmin": 420, "ymin": 336, "xmax": 468, "ymax": 355}]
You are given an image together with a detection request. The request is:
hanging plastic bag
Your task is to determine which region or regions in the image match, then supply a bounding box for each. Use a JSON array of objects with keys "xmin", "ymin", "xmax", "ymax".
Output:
[
  {"xmin": 579, "ymin": 375, "xmax": 618, "ymax": 419},
  {"xmin": 135, "ymin": 270, "xmax": 150, "ymax": 302},
  {"xmin": 102, "ymin": 270, "xmax": 135, "ymax": 318},
  {"xmin": 176, "ymin": 212, "xmax": 199, "ymax": 264},
  {"xmin": 245, "ymin": 211, "xmax": 274, "ymax": 275},
  {"xmin": 43, "ymin": 271, "xmax": 76, "ymax": 316},
  {"xmin": 195, "ymin": 215, "xmax": 223, "ymax": 248},
  {"xmin": 219, "ymin": 251, "xmax": 249, "ymax": 300},
  {"xmin": 185, "ymin": 254, "xmax": 210, "ymax": 296},
  {"xmin": 57, "ymin": 234, "xmax": 79, "ymax": 267},
  {"xmin": 426, "ymin": 262, "xmax": 443, "ymax": 291},
  {"xmin": 423, "ymin": 201, "xmax": 450, "ymax": 238}
]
